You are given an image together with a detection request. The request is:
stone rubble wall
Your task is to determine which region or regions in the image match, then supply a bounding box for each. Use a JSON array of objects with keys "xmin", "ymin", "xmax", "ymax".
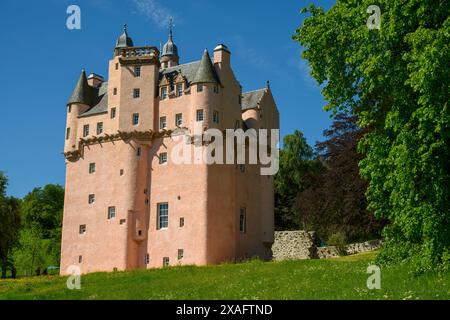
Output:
[{"xmin": 272, "ymin": 231, "xmax": 382, "ymax": 261}]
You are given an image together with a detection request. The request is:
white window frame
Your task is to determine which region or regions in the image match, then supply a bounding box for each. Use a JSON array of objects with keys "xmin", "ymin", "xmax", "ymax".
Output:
[
  {"xmin": 175, "ymin": 113, "xmax": 183, "ymax": 127},
  {"xmin": 83, "ymin": 124, "xmax": 89, "ymax": 137},
  {"xmin": 159, "ymin": 153, "xmax": 168, "ymax": 165},
  {"xmin": 132, "ymin": 113, "xmax": 139, "ymax": 126},
  {"xmin": 178, "ymin": 249, "xmax": 184, "ymax": 260},
  {"xmin": 89, "ymin": 163, "xmax": 96, "ymax": 174},
  {"xmin": 163, "ymin": 257, "xmax": 170, "ymax": 267},
  {"xmin": 88, "ymin": 194, "xmax": 95, "ymax": 204},
  {"xmin": 108, "ymin": 206, "xmax": 116, "ymax": 220},
  {"xmin": 160, "ymin": 116, "xmax": 167, "ymax": 129},
  {"xmin": 110, "ymin": 107, "xmax": 116, "ymax": 119},
  {"xmin": 134, "ymin": 66, "xmax": 141, "ymax": 77},
  {"xmin": 97, "ymin": 122, "xmax": 103, "ymax": 135},
  {"xmin": 157, "ymin": 203, "xmax": 169, "ymax": 229},
  {"xmin": 161, "ymin": 86, "xmax": 168, "ymax": 100},
  {"xmin": 133, "ymin": 88, "xmax": 140, "ymax": 99},
  {"xmin": 196, "ymin": 109, "xmax": 204, "ymax": 122},
  {"xmin": 176, "ymin": 83, "xmax": 183, "ymax": 97}
]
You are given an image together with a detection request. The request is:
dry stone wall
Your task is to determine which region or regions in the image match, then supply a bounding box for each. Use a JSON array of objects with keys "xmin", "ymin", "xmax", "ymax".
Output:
[{"xmin": 272, "ymin": 231, "xmax": 381, "ymax": 261}]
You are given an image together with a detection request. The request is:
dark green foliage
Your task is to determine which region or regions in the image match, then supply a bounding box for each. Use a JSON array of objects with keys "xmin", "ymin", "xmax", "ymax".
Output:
[
  {"xmin": 327, "ymin": 231, "xmax": 348, "ymax": 256},
  {"xmin": 0, "ymin": 172, "xmax": 21, "ymax": 278},
  {"xmin": 294, "ymin": 0, "xmax": 450, "ymax": 271}
]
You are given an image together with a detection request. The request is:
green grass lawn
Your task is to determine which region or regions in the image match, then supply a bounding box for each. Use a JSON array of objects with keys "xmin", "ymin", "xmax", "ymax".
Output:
[{"xmin": 0, "ymin": 252, "xmax": 448, "ymax": 300}]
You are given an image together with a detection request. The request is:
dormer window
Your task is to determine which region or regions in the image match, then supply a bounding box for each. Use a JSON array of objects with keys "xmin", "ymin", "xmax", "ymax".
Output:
[
  {"xmin": 161, "ymin": 86, "xmax": 168, "ymax": 100},
  {"xmin": 176, "ymin": 83, "xmax": 183, "ymax": 97}
]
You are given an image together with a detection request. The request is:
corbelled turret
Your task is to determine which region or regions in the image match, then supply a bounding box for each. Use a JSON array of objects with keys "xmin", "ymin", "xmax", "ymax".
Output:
[
  {"xmin": 68, "ymin": 69, "xmax": 97, "ymax": 106},
  {"xmin": 192, "ymin": 49, "xmax": 220, "ymax": 85},
  {"xmin": 160, "ymin": 19, "xmax": 179, "ymax": 68}
]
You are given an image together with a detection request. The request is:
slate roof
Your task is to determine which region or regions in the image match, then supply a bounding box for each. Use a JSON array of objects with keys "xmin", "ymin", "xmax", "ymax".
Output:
[
  {"xmin": 78, "ymin": 82, "xmax": 108, "ymax": 117},
  {"xmin": 160, "ymin": 61, "xmax": 201, "ymax": 87},
  {"xmin": 241, "ymin": 88, "xmax": 266, "ymax": 110},
  {"xmin": 68, "ymin": 70, "xmax": 99, "ymax": 106},
  {"xmin": 191, "ymin": 50, "xmax": 220, "ymax": 84}
]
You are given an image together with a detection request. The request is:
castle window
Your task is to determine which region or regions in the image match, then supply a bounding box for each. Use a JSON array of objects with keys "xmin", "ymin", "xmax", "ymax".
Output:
[
  {"xmin": 68, "ymin": 105, "xmax": 72, "ymax": 113},
  {"xmin": 89, "ymin": 163, "xmax": 96, "ymax": 174},
  {"xmin": 214, "ymin": 84, "xmax": 219, "ymax": 94},
  {"xmin": 79, "ymin": 224, "xmax": 86, "ymax": 235},
  {"xmin": 88, "ymin": 194, "xmax": 95, "ymax": 204},
  {"xmin": 133, "ymin": 88, "xmax": 140, "ymax": 99},
  {"xmin": 160, "ymin": 116, "xmax": 167, "ymax": 130},
  {"xmin": 163, "ymin": 257, "xmax": 170, "ymax": 267},
  {"xmin": 196, "ymin": 109, "xmax": 204, "ymax": 122},
  {"xmin": 197, "ymin": 83, "xmax": 203, "ymax": 92},
  {"xmin": 97, "ymin": 122, "xmax": 103, "ymax": 135},
  {"xmin": 136, "ymin": 147, "xmax": 141, "ymax": 157},
  {"xmin": 132, "ymin": 113, "xmax": 139, "ymax": 126},
  {"xmin": 108, "ymin": 206, "xmax": 116, "ymax": 220},
  {"xmin": 120, "ymin": 219, "xmax": 126, "ymax": 225},
  {"xmin": 178, "ymin": 249, "xmax": 184, "ymax": 260},
  {"xmin": 120, "ymin": 169, "xmax": 124, "ymax": 176},
  {"xmin": 161, "ymin": 86, "xmax": 168, "ymax": 100},
  {"xmin": 176, "ymin": 83, "xmax": 183, "ymax": 97},
  {"xmin": 213, "ymin": 110, "xmax": 220, "ymax": 124},
  {"xmin": 157, "ymin": 203, "xmax": 168, "ymax": 229},
  {"xmin": 113, "ymin": 88, "xmax": 117, "ymax": 95},
  {"xmin": 175, "ymin": 113, "xmax": 183, "ymax": 127},
  {"xmin": 110, "ymin": 107, "xmax": 116, "ymax": 119},
  {"xmin": 145, "ymin": 254, "xmax": 150, "ymax": 265},
  {"xmin": 179, "ymin": 217, "xmax": 185, "ymax": 228},
  {"xmin": 83, "ymin": 125, "xmax": 89, "ymax": 137},
  {"xmin": 134, "ymin": 66, "xmax": 141, "ymax": 77},
  {"xmin": 239, "ymin": 207, "xmax": 246, "ymax": 233},
  {"xmin": 159, "ymin": 153, "xmax": 168, "ymax": 165},
  {"xmin": 78, "ymin": 255, "xmax": 83, "ymax": 263},
  {"xmin": 66, "ymin": 128, "xmax": 70, "ymax": 140},
  {"xmin": 115, "ymin": 63, "xmax": 119, "ymax": 70}
]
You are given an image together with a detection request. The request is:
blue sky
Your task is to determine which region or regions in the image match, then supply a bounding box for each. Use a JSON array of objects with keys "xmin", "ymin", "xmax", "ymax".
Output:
[{"xmin": 0, "ymin": 0, "xmax": 333, "ymax": 197}]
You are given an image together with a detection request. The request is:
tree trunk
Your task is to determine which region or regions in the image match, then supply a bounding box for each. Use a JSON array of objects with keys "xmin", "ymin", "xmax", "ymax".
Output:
[{"xmin": 1, "ymin": 254, "xmax": 7, "ymax": 279}]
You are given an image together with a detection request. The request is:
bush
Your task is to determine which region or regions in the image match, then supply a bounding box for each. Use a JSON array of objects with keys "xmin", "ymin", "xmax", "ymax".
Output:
[{"xmin": 327, "ymin": 232, "xmax": 347, "ymax": 256}]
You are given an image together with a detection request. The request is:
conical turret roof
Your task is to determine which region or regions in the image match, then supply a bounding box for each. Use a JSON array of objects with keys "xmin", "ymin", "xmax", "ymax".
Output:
[
  {"xmin": 191, "ymin": 49, "xmax": 220, "ymax": 84},
  {"xmin": 68, "ymin": 70, "xmax": 97, "ymax": 106}
]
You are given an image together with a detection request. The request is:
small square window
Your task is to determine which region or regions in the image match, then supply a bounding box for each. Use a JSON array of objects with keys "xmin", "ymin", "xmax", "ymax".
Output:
[
  {"xmin": 66, "ymin": 128, "xmax": 71, "ymax": 140},
  {"xmin": 88, "ymin": 194, "xmax": 95, "ymax": 204},
  {"xmin": 179, "ymin": 217, "xmax": 185, "ymax": 228},
  {"xmin": 175, "ymin": 113, "xmax": 183, "ymax": 127},
  {"xmin": 120, "ymin": 219, "xmax": 126, "ymax": 225},
  {"xmin": 83, "ymin": 125, "xmax": 89, "ymax": 137},
  {"xmin": 120, "ymin": 169, "xmax": 124, "ymax": 176},
  {"xmin": 108, "ymin": 206, "xmax": 116, "ymax": 220},
  {"xmin": 159, "ymin": 153, "xmax": 167, "ymax": 164},
  {"xmin": 163, "ymin": 257, "xmax": 170, "ymax": 267},
  {"xmin": 68, "ymin": 105, "xmax": 72, "ymax": 113},
  {"xmin": 196, "ymin": 109, "xmax": 204, "ymax": 122},
  {"xmin": 97, "ymin": 122, "xmax": 103, "ymax": 135},
  {"xmin": 115, "ymin": 63, "xmax": 119, "ymax": 70},
  {"xmin": 79, "ymin": 224, "xmax": 86, "ymax": 234},
  {"xmin": 111, "ymin": 107, "xmax": 117, "ymax": 119},
  {"xmin": 145, "ymin": 253, "xmax": 150, "ymax": 265},
  {"xmin": 89, "ymin": 163, "xmax": 96, "ymax": 174},
  {"xmin": 113, "ymin": 88, "xmax": 117, "ymax": 95},
  {"xmin": 160, "ymin": 116, "xmax": 167, "ymax": 130},
  {"xmin": 197, "ymin": 83, "xmax": 203, "ymax": 92},
  {"xmin": 134, "ymin": 66, "xmax": 141, "ymax": 77},
  {"xmin": 213, "ymin": 111, "xmax": 220, "ymax": 124},
  {"xmin": 132, "ymin": 113, "xmax": 139, "ymax": 126},
  {"xmin": 137, "ymin": 147, "xmax": 141, "ymax": 157},
  {"xmin": 133, "ymin": 88, "xmax": 140, "ymax": 99},
  {"xmin": 178, "ymin": 249, "xmax": 184, "ymax": 260},
  {"xmin": 78, "ymin": 255, "xmax": 83, "ymax": 263}
]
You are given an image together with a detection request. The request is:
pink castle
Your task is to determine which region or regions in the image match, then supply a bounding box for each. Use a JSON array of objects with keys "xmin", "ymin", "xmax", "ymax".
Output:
[{"xmin": 60, "ymin": 25, "xmax": 280, "ymax": 274}]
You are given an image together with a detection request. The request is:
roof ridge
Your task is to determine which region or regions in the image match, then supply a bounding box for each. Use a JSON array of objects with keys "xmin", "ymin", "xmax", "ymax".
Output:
[{"xmin": 242, "ymin": 88, "xmax": 266, "ymax": 95}]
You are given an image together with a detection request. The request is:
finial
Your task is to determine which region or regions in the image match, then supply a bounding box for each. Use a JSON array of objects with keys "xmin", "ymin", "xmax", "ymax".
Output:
[
  {"xmin": 123, "ymin": 24, "xmax": 127, "ymax": 33},
  {"xmin": 168, "ymin": 17, "xmax": 174, "ymax": 40},
  {"xmin": 266, "ymin": 80, "xmax": 270, "ymax": 89}
]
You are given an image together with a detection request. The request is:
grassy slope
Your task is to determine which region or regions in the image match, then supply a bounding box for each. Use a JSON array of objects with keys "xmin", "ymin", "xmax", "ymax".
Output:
[{"xmin": 0, "ymin": 252, "xmax": 448, "ymax": 300}]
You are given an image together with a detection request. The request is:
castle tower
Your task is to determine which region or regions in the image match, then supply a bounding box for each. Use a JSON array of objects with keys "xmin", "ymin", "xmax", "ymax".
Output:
[{"xmin": 160, "ymin": 20, "xmax": 179, "ymax": 69}]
